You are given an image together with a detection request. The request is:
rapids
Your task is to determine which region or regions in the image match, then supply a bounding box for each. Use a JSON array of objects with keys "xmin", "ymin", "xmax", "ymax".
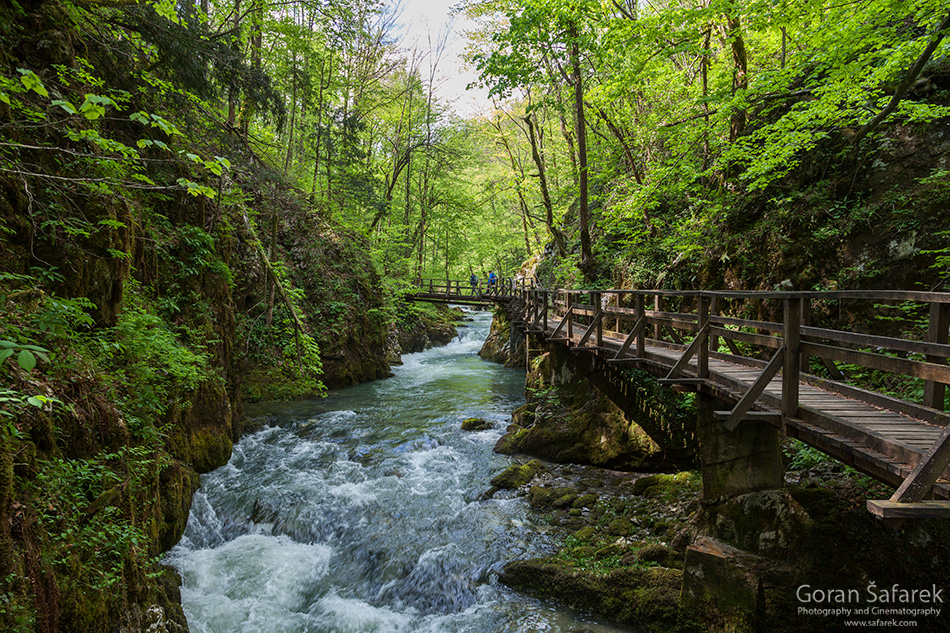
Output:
[{"xmin": 166, "ymin": 310, "xmax": 631, "ymax": 632}]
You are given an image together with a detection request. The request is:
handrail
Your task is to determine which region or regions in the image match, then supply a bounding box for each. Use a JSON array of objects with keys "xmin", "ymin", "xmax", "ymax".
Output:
[{"xmin": 512, "ymin": 285, "xmax": 950, "ymax": 416}]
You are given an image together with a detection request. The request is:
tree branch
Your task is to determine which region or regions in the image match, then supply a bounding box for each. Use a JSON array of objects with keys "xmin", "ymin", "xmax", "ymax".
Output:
[{"xmin": 851, "ymin": 8, "xmax": 950, "ymax": 146}]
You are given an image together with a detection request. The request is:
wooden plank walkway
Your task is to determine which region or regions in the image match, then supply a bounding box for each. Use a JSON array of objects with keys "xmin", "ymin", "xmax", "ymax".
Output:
[
  {"xmin": 406, "ymin": 280, "xmax": 950, "ymax": 515},
  {"xmin": 539, "ymin": 323, "xmax": 950, "ymax": 500}
]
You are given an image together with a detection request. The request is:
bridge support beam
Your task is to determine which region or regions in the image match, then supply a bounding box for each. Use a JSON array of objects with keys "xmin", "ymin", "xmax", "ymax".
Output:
[{"xmin": 697, "ymin": 393, "xmax": 784, "ymax": 499}]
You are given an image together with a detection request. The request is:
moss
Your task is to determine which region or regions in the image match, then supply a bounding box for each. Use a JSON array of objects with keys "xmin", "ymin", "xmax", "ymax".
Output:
[
  {"xmin": 572, "ymin": 493, "xmax": 599, "ymax": 508},
  {"xmin": 606, "ymin": 517, "xmax": 634, "ymax": 536},
  {"xmin": 461, "ymin": 417, "xmax": 493, "ymax": 431},
  {"xmin": 552, "ymin": 493, "xmax": 578, "ymax": 508},
  {"xmin": 528, "ymin": 485, "xmax": 580, "ymax": 510},
  {"xmin": 489, "ymin": 460, "xmax": 547, "ymax": 490},
  {"xmin": 493, "ymin": 425, "xmax": 531, "ymax": 453},
  {"xmin": 499, "ymin": 558, "xmax": 682, "ymax": 632},
  {"xmin": 632, "ymin": 471, "xmax": 700, "ymax": 500},
  {"xmin": 573, "ymin": 526, "xmax": 597, "ymax": 541}
]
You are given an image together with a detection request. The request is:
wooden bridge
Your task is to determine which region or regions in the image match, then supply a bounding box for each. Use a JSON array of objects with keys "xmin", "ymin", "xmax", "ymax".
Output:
[
  {"xmin": 405, "ymin": 278, "xmax": 516, "ymax": 306},
  {"xmin": 409, "ymin": 280, "xmax": 950, "ymax": 519}
]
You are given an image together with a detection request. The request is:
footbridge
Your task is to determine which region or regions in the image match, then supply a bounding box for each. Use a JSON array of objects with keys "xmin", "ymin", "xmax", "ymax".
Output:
[
  {"xmin": 405, "ymin": 278, "xmax": 516, "ymax": 307},
  {"xmin": 409, "ymin": 279, "xmax": 950, "ymax": 519}
]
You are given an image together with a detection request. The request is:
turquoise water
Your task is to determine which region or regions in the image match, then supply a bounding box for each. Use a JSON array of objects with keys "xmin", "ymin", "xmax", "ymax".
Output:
[{"xmin": 166, "ymin": 310, "xmax": 631, "ymax": 633}]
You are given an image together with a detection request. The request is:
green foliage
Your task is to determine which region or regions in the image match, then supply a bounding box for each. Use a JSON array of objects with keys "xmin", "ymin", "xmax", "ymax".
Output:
[
  {"xmin": 109, "ymin": 296, "xmax": 211, "ymax": 419},
  {"xmin": 784, "ymin": 439, "xmax": 831, "ymax": 470}
]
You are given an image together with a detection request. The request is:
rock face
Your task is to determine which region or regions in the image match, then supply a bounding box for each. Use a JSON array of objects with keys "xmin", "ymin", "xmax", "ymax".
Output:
[
  {"xmin": 478, "ymin": 306, "xmax": 525, "ymax": 368},
  {"xmin": 0, "ymin": 3, "xmax": 394, "ymax": 626},
  {"xmin": 395, "ymin": 304, "xmax": 463, "ymax": 355}
]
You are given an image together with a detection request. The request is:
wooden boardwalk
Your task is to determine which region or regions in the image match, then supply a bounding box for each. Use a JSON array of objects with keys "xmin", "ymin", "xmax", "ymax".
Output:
[
  {"xmin": 407, "ymin": 281, "xmax": 950, "ymax": 517},
  {"xmin": 549, "ymin": 327, "xmax": 950, "ymax": 501}
]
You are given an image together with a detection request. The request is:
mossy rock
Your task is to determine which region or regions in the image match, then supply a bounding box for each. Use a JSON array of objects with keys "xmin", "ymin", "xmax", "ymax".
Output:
[
  {"xmin": 552, "ymin": 493, "xmax": 579, "ymax": 509},
  {"xmin": 571, "ymin": 492, "xmax": 599, "ymax": 508},
  {"xmin": 606, "ymin": 517, "xmax": 634, "ymax": 536},
  {"xmin": 568, "ymin": 545, "xmax": 598, "ymax": 560},
  {"xmin": 637, "ymin": 543, "xmax": 672, "ymax": 565},
  {"xmin": 573, "ymin": 526, "xmax": 597, "ymax": 541},
  {"xmin": 595, "ymin": 543, "xmax": 625, "ymax": 560},
  {"xmin": 632, "ymin": 471, "xmax": 699, "ymax": 499},
  {"xmin": 490, "ymin": 459, "xmax": 547, "ymax": 490},
  {"xmin": 528, "ymin": 485, "xmax": 576, "ymax": 510},
  {"xmin": 494, "ymin": 425, "xmax": 531, "ymax": 454},
  {"xmin": 499, "ymin": 558, "xmax": 682, "ymax": 631},
  {"xmin": 461, "ymin": 417, "xmax": 494, "ymax": 431}
]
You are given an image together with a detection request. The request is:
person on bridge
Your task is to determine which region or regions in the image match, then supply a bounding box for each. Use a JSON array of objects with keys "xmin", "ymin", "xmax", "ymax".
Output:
[
  {"xmin": 488, "ymin": 271, "xmax": 497, "ymax": 289},
  {"xmin": 470, "ymin": 273, "xmax": 479, "ymax": 294}
]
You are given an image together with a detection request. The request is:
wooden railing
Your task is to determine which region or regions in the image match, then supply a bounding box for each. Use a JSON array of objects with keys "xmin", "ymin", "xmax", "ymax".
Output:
[
  {"xmin": 517, "ymin": 288, "xmax": 950, "ymax": 418},
  {"xmin": 410, "ymin": 277, "xmax": 519, "ymax": 299}
]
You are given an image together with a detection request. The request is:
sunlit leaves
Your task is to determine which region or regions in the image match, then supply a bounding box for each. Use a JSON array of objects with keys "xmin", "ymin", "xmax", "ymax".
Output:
[{"xmin": 17, "ymin": 68, "xmax": 48, "ymax": 97}]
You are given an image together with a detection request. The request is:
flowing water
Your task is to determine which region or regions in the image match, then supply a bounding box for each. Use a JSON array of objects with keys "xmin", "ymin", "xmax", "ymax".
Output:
[{"xmin": 166, "ymin": 310, "xmax": 631, "ymax": 633}]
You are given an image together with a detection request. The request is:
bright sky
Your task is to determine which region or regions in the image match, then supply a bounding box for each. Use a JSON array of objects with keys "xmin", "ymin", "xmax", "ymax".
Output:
[{"xmin": 390, "ymin": 0, "xmax": 493, "ymax": 119}]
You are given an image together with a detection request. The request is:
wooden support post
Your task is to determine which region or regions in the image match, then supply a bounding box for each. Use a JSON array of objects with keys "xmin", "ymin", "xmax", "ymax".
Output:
[
  {"xmin": 636, "ymin": 293, "xmax": 645, "ymax": 358},
  {"xmin": 698, "ymin": 295, "xmax": 709, "ymax": 379},
  {"xmin": 783, "ymin": 297, "xmax": 802, "ymax": 423},
  {"xmin": 654, "ymin": 295, "xmax": 662, "ymax": 341},
  {"xmin": 923, "ymin": 302, "xmax": 950, "ymax": 410},
  {"xmin": 612, "ymin": 315, "xmax": 646, "ymax": 360}
]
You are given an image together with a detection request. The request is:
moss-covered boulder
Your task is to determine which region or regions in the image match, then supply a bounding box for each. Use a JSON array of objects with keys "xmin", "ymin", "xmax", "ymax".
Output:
[
  {"xmin": 490, "ymin": 460, "xmax": 547, "ymax": 490},
  {"xmin": 632, "ymin": 471, "xmax": 700, "ymax": 499},
  {"xmin": 499, "ymin": 558, "xmax": 682, "ymax": 632},
  {"xmin": 461, "ymin": 417, "xmax": 494, "ymax": 431}
]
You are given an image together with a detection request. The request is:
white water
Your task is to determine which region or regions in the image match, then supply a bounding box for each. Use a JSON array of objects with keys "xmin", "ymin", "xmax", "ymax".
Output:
[{"xmin": 166, "ymin": 311, "xmax": 631, "ymax": 633}]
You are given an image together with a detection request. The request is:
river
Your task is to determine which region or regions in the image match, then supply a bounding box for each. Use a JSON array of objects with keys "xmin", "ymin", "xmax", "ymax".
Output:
[{"xmin": 166, "ymin": 310, "xmax": 630, "ymax": 633}]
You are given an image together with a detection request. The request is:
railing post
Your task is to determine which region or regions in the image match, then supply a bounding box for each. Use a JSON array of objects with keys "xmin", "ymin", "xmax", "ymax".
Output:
[
  {"xmin": 801, "ymin": 298, "xmax": 812, "ymax": 375},
  {"xmin": 654, "ymin": 295, "xmax": 662, "ymax": 341},
  {"xmin": 923, "ymin": 301, "xmax": 950, "ymax": 410},
  {"xmin": 594, "ymin": 291, "xmax": 603, "ymax": 347},
  {"xmin": 567, "ymin": 291, "xmax": 574, "ymax": 339},
  {"xmin": 614, "ymin": 293, "xmax": 621, "ymax": 334},
  {"xmin": 636, "ymin": 292, "xmax": 645, "ymax": 357},
  {"xmin": 783, "ymin": 297, "xmax": 802, "ymax": 422},
  {"xmin": 543, "ymin": 291, "xmax": 548, "ymax": 331},
  {"xmin": 709, "ymin": 295, "xmax": 719, "ymax": 355},
  {"xmin": 698, "ymin": 294, "xmax": 709, "ymax": 379}
]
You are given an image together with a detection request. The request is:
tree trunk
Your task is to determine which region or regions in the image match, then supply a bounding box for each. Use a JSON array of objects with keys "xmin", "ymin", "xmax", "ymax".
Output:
[
  {"xmin": 524, "ymin": 113, "xmax": 567, "ymax": 256},
  {"xmin": 725, "ymin": 13, "xmax": 748, "ymax": 143},
  {"xmin": 569, "ymin": 25, "xmax": 594, "ymax": 279}
]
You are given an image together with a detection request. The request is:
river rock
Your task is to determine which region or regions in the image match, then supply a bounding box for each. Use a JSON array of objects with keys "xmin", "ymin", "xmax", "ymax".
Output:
[{"xmin": 461, "ymin": 417, "xmax": 493, "ymax": 431}]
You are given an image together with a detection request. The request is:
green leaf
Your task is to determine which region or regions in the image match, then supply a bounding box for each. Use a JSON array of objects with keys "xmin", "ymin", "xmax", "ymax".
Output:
[
  {"xmin": 0, "ymin": 349, "xmax": 12, "ymax": 364},
  {"xmin": 0, "ymin": 92, "xmax": 10, "ymax": 105},
  {"xmin": 16, "ymin": 349, "xmax": 36, "ymax": 371},
  {"xmin": 26, "ymin": 396, "xmax": 44, "ymax": 408},
  {"xmin": 17, "ymin": 69, "xmax": 48, "ymax": 97},
  {"xmin": 51, "ymin": 99, "xmax": 77, "ymax": 115}
]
